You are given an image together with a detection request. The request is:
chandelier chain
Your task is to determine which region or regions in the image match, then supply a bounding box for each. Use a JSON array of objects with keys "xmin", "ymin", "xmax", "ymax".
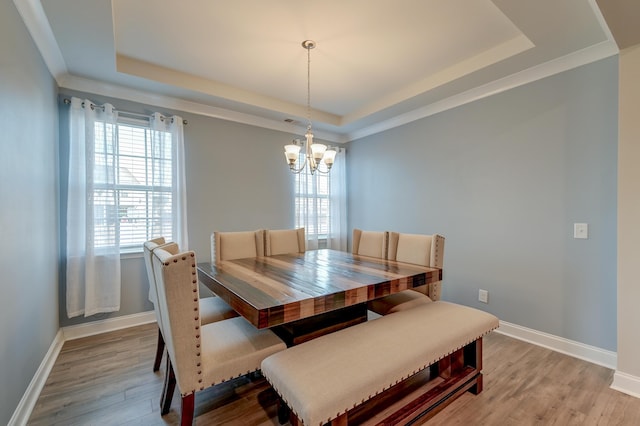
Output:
[
  {"xmin": 284, "ymin": 40, "xmax": 336, "ymax": 175},
  {"xmin": 307, "ymin": 42, "xmax": 312, "ymax": 129}
]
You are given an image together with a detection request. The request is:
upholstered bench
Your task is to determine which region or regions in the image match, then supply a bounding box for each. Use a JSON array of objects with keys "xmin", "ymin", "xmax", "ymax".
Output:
[{"xmin": 261, "ymin": 301, "xmax": 499, "ymax": 426}]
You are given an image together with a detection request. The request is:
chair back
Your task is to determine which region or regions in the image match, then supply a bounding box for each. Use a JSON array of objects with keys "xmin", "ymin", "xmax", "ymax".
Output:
[
  {"xmin": 143, "ymin": 237, "xmax": 166, "ymax": 306},
  {"xmin": 211, "ymin": 230, "xmax": 265, "ymax": 263},
  {"xmin": 388, "ymin": 232, "xmax": 445, "ymax": 299},
  {"xmin": 152, "ymin": 246, "xmax": 203, "ymax": 394},
  {"xmin": 388, "ymin": 233, "xmax": 444, "ymax": 268},
  {"xmin": 352, "ymin": 229, "xmax": 388, "ymax": 259},
  {"xmin": 145, "ymin": 241, "xmax": 179, "ymax": 337},
  {"xmin": 265, "ymin": 228, "xmax": 306, "ymax": 256}
]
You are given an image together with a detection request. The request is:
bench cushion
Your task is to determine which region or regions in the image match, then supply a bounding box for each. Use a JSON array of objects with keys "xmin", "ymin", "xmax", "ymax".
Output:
[{"xmin": 261, "ymin": 301, "xmax": 498, "ymax": 426}]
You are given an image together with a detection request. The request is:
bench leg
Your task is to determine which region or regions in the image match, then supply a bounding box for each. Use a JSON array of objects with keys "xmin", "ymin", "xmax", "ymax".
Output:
[{"xmin": 470, "ymin": 373, "xmax": 484, "ymax": 395}]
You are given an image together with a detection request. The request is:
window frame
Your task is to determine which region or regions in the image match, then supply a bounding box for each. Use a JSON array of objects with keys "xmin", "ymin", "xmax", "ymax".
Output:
[
  {"xmin": 92, "ymin": 116, "xmax": 175, "ymax": 254},
  {"xmin": 293, "ymin": 155, "xmax": 331, "ymax": 247}
]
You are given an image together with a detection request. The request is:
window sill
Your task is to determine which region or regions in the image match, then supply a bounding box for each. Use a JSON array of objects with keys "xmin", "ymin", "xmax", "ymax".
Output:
[{"xmin": 121, "ymin": 251, "xmax": 143, "ymax": 260}]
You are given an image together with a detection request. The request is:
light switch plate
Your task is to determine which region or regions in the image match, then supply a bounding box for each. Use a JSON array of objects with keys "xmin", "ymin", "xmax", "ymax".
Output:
[{"xmin": 574, "ymin": 223, "xmax": 588, "ymax": 239}]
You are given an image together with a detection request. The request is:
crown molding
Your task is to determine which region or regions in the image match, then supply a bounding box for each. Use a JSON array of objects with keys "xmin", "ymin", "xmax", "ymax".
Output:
[
  {"xmin": 347, "ymin": 38, "xmax": 619, "ymax": 142},
  {"xmin": 13, "ymin": 0, "xmax": 67, "ymax": 80},
  {"xmin": 59, "ymin": 74, "xmax": 345, "ymax": 144}
]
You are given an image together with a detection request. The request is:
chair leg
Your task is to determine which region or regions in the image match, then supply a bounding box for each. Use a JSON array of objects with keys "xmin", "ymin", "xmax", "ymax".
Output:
[
  {"xmin": 153, "ymin": 327, "xmax": 165, "ymax": 372},
  {"xmin": 181, "ymin": 393, "xmax": 195, "ymax": 426},
  {"xmin": 161, "ymin": 357, "xmax": 176, "ymax": 415}
]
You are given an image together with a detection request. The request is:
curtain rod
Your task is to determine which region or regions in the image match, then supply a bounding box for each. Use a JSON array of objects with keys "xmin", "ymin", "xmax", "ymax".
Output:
[{"xmin": 62, "ymin": 98, "xmax": 188, "ymax": 125}]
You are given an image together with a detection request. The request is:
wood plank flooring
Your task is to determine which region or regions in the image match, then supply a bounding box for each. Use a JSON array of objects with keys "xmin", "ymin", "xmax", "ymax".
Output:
[{"xmin": 28, "ymin": 322, "xmax": 640, "ymax": 425}]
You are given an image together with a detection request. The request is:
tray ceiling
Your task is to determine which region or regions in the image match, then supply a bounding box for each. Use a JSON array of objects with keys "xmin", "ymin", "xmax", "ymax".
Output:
[{"xmin": 18, "ymin": 0, "xmax": 619, "ymax": 142}]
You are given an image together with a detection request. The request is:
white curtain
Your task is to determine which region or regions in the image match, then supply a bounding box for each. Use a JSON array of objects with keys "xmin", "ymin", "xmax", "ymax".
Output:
[
  {"xmin": 66, "ymin": 101, "xmax": 189, "ymax": 317},
  {"xmin": 295, "ymin": 147, "xmax": 347, "ymax": 251},
  {"xmin": 150, "ymin": 112, "xmax": 189, "ymax": 249},
  {"xmin": 66, "ymin": 97, "xmax": 121, "ymax": 318},
  {"xmin": 328, "ymin": 148, "xmax": 347, "ymax": 251},
  {"xmin": 295, "ymin": 162, "xmax": 317, "ymax": 250}
]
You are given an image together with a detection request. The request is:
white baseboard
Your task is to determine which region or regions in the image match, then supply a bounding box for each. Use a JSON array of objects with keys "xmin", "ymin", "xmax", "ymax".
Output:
[
  {"xmin": 62, "ymin": 311, "xmax": 156, "ymax": 341},
  {"xmin": 9, "ymin": 311, "xmax": 157, "ymax": 425},
  {"xmin": 495, "ymin": 321, "xmax": 617, "ymax": 370},
  {"xmin": 611, "ymin": 371, "xmax": 640, "ymax": 398},
  {"xmin": 8, "ymin": 329, "xmax": 64, "ymax": 426}
]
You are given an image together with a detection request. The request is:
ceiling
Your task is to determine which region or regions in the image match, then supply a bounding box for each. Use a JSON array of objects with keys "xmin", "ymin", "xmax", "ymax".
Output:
[
  {"xmin": 15, "ymin": 0, "xmax": 626, "ymax": 142},
  {"xmin": 595, "ymin": 0, "xmax": 640, "ymax": 50}
]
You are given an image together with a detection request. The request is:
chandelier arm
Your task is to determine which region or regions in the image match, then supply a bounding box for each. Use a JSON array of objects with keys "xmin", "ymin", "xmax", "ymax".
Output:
[
  {"xmin": 289, "ymin": 156, "xmax": 309, "ymax": 174},
  {"xmin": 313, "ymin": 163, "xmax": 332, "ymax": 174}
]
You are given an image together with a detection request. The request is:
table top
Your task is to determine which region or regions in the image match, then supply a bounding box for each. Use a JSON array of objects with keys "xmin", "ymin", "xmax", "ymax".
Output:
[{"xmin": 197, "ymin": 249, "xmax": 442, "ymax": 329}]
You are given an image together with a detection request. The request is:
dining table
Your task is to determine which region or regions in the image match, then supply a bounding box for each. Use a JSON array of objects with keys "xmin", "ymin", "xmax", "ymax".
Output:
[{"xmin": 197, "ymin": 248, "xmax": 442, "ymax": 346}]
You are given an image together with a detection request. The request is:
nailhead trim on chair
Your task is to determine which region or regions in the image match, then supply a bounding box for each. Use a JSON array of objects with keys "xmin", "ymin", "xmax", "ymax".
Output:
[{"xmin": 165, "ymin": 252, "xmax": 205, "ymax": 394}]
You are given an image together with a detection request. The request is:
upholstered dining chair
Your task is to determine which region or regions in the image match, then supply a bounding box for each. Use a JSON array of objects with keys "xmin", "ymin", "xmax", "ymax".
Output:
[
  {"xmin": 152, "ymin": 246, "xmax": 286, "ymax": 425},
  {"xmin": 211, "ymin": 230, "xmax": 265, "ymax": 263},
  {"xmin": 265, "ymin": 227, "xmax": 306, "ymax": 256},
  {"xmin": 143, "ymin": 239, "xmax": 238, "ymax": 373},
  {"xmin": 352, "ymin": 228, "xmax": 388, "ymax": 259},
  {"xmin": 368, "ymin": 232, "xmax": 445, "ymax": 315}
]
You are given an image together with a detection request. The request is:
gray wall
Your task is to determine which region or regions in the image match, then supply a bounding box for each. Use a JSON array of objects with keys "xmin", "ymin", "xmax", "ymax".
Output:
[
  {"xmin": 347, "ymin": 58, "xmax": 618, "ymax": 351},
  {"xmin": 0, "ymin": 2, "xmax": 60, "ymax": 423},
  {"xmin": 57, "ymin": 89, "xmax": 301, "ymax": 326}
]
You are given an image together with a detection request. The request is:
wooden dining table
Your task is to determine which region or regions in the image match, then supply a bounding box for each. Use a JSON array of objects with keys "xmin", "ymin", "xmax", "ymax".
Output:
[{"xmin": 197, "ymin": 249, "xmax": 442, "ymax": 346}]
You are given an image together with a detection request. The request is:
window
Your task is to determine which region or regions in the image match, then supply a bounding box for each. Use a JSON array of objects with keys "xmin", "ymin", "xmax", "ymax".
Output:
[
  {"xmin": 294, "ymin": 155, "xmax": 331, "ymax": 248},
  {"xmin": 93, "ymin": 118, "xmax": 174, "ymax": 253}
]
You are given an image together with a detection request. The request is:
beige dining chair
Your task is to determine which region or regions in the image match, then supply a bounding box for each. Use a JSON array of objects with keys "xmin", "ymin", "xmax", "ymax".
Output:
[
  {"xmin": 368, "ymin": 232, "xmax": 445, "ymax": 315},
  {"xmin": 352, "ymin": 228, "xmax": 388, "ymax": 259},
  {"xmin": 152, "ymin": 246, "xmax": 286, "ymax": 425},
  {"xmin": 211, "ymin": 230, "xmax": 265, "ymax": 263},
  {"xmin": 265, "ymin": 227, "xmax": 306, "ymax": 256},
  {"xmin": 143, "ymin": 238, "xmax": 238, "ymax": 373}
]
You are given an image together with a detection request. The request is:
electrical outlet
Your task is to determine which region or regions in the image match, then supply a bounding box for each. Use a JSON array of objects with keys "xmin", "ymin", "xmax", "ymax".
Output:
[
  {"xmin": 478, "ymin": 289, "xmax": 489, "ymax": 304},
  {"xmin": 574, "ymin": 223, "xmax": 588, "ymax": 239}
]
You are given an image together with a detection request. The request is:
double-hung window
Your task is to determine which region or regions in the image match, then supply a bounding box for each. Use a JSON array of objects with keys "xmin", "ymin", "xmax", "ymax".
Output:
[
  {"xmin": 93, "ymin": 117, "xmax": 174, "ymax": 253},
  {"xmin": 292, "ymin": 147, "xmax": 347, "ymax": 251},
  {"xmin": 294, "ymin": 165, "xmax": 331, "ymax": 248}
]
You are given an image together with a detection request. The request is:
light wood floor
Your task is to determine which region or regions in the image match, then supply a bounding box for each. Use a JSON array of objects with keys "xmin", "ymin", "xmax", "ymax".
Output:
[{"xmin": 28, "ymin": 322, "xmax": 640, "ymax": 425}]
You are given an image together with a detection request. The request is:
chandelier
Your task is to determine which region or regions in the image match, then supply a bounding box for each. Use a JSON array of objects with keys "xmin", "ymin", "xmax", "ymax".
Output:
[{"xmin": 284, "ymin": 40, "xmax": 337, "ymax": 175}]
